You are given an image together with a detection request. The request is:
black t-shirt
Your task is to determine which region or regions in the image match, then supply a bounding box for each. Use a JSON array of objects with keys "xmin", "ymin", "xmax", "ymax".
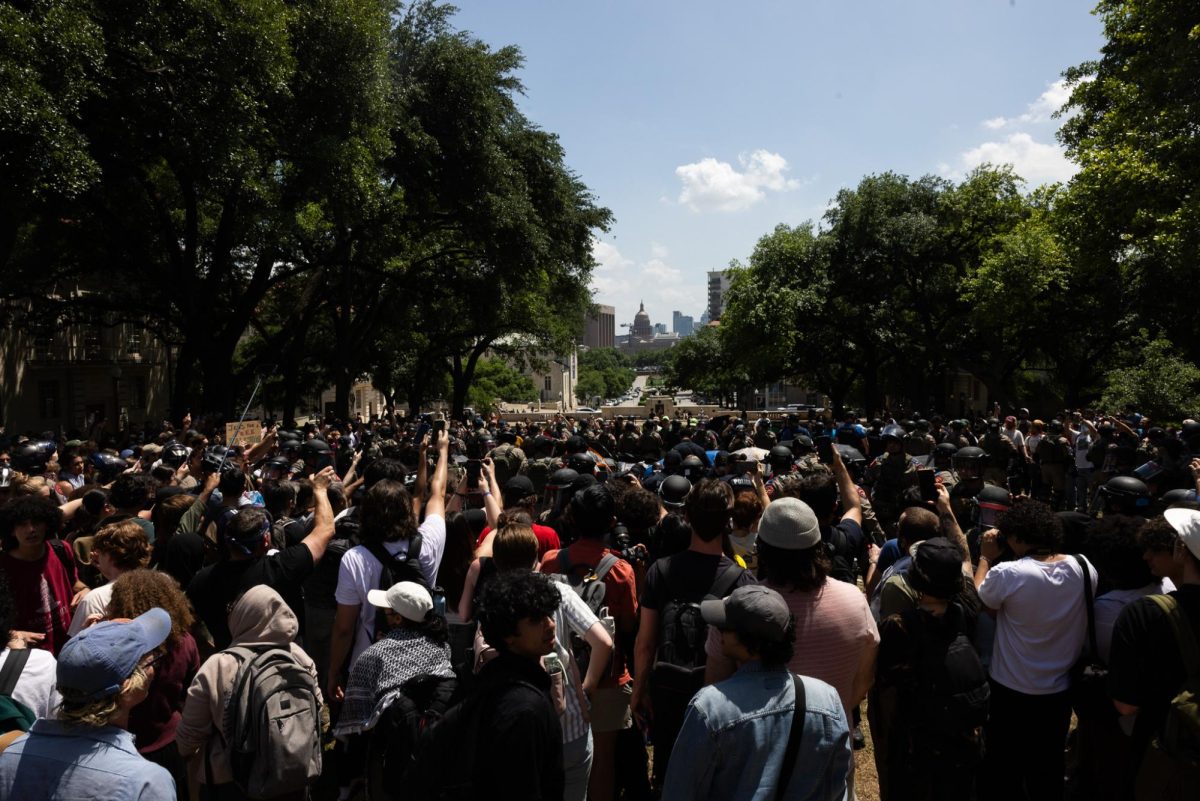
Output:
[
  {"xmin": 155, "ymin": 531, "xmax": 207, "ymax": 590},
  {"xmin": 1108, "ymin": 584, "xmax": 1200, "ymax": 758},
  {"xmin": 187, "ymin": 543, "xmax": 315, "ymax": 649},
  {"xmin": 640, "ymin": 549, "xmax": 757, "ymax": 611}
]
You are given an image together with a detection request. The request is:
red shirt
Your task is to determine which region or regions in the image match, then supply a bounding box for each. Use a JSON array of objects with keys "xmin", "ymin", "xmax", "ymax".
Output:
[
  {"xmin": 540, "ymin": 539, "xmax": 638, "ymax": 687},
  {"xmin": 130, "ymin": 631, "xmax": 200, "ymax": 753},
  {"xmin": 476, "ymin": 523, "xmax": 561, "ymax": 560},
  {"xmin": 1, "ymin": 544, "xmax": 76, "ymax": 656}
]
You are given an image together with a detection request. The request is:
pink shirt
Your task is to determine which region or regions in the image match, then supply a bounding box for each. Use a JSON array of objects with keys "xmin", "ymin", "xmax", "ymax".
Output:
[{"xmin": 780, "ymin": 579, "xmax": 879, "ymax": 717}]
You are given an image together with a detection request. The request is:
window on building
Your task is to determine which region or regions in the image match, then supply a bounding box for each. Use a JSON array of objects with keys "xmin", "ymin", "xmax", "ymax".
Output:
[
  {"xmin": 34, "ymin": 333, "xmax": 53, "ymax": 361},
  {"xmin": 126, "ymin": 328, "xmax": 142, "ymax": 356},
  {"xmin": 543, "ymin": 375, "xmax": 552, "ymax": 392},
  {"xmin": 83, "ymin": 326, "xmax": 102, "ymax": 360},
  {"xmin": 38, "ymin": 381, "xmax": 60, "ymax": 419}
]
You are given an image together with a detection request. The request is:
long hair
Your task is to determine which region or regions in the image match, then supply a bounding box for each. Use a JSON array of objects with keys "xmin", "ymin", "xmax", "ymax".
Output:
[
  {"xmin": 757, "ymin": 539, "xmax": 830, "ymax": 593},
  {"xmin": 360, "ymin": 479, "xmax": 418, "ymax": 544}
]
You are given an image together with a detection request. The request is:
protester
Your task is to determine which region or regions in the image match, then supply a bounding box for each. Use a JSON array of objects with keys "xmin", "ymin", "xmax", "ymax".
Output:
[
  {"xmin": 0, "ymin": 570, "xmax": 60, "ymax": 722},
  {"xmin": 68, "ymin": 519, "xmax": 153, "ymax": 635},
  {"xmin": 0, "ymin": 609, "xmax": 176, "ymax": 800},
  {"xmin": 663, "ymin": 584, "xmax": 851, "ymax": 800}
]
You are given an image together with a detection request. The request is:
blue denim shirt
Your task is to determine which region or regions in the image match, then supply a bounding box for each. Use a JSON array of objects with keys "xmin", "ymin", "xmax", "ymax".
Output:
[
  {"xmin": 0, "ymin": 718, "xmax": 176, "ymax": 801},
  {"xmin": 662, "ymin": 661, "xmax": 851, "ymax": 801}
]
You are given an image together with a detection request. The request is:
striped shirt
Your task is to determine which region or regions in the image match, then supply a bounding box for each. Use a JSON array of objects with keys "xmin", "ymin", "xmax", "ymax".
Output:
[
  {"xmin": 552, "ymin": 581, "xmax": 599, "ymax": 743},
  {"xmin": 780, "ymin": 579, "xmax": 879, "ymax": 719}
]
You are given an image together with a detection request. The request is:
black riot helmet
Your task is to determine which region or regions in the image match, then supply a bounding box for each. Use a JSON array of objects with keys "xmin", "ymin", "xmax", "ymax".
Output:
[
  {"xmin": 952, "ymin": 446, "xmax": 988, "ymax": 480},
  {"xmin": 792, "ymin": 435, "xmax": 814, "ymax": 456},
  {"xmin": 161, "ymin": 441, "xmax": 189, "ymax": 468},
  {"xmin": 300, "ymin": 438, "xmax": 332, "ymax": 470},
  {"xmin": 835, "ymin": 445, "xmax": 867, "ymax": 481},
  {"xmin": 543, "ymin": 467, "xmax": 580, "ymax": 513},
  {"xmin": 12, "ymin": 440, "xmax": 56, "ymax": 474},
  {"xmin": 974, "ymin": 484, "xmax": 1013, "ymax": 529},
  {"xmin": 933, "ymin": 441, "xmax": 958, "ymax": 469},
  {"xmin": 1098, "ymin": 475, "xmax": 1151, "ymax": 515},
  {"xmin": 89, "ymin": 452, "xmax": 126, "ymax": 483},
  {"xmin": 881, "ymin": 425, "xmax": 906, "ymax": 444},
  {"xmin": 680, "ymin": 455, "xmax": 706, "ymax": 483},
  {"xmin": 659, "ymin": 474, "xmax": 693, "ymax": 510},
  {"xmin": 567, "ymin": 451, "xmax": 597, "ymax": 476},
  {"xmin": 767, "ymin": 445, "xmax": 793, "ymax": 473}
]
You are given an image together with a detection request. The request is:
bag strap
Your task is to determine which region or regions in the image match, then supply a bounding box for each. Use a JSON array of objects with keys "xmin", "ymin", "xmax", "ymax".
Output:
[
  {"xmin": 559, "ymin": 546, "xmax": 572, "ymax": 576},
  {"xmin": 1071, "ymin": 554, "xmax": 1100, "ymax": 664},
  {"xmin": 709, "ymin": 562, "xmax": 744, "ymax": 599},
  {"xmin": 0, "ymin": 649, "xmax": 31, "ymax": 697},
  {"xmin": 0, "ymin": 729, "xmax": 25, "ymax": 755},
  {"xmin": 593, "ymin": 553, "xmax": 620, "ymax": 582},
  {"xmin": 775, "ymin": 674, "xmax": 807, "ymax": 801},
  {"xmin": 1147, "ymin": 594, "xmax": 1200, "ymax": 681},
  {"xmin": 47, "ymin": 538, "xmax": 77, "ymax": 586}
]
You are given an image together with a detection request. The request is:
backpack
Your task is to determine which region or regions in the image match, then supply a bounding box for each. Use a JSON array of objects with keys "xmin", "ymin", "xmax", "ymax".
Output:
[
  {"xmin": 654, "ymin": 559, "xmax": 743, "ymax": 672},
  {"xmin": 364, "ymin": 535, "xmax": 432, "ymax": 642},
  {"xmin": 899, "ymin": 604, "xmax": 989, "ymax": 768},
  {"xmin": 409, "ymin": 677, "xmax": 544, "ymax": 801},
  {"xmin": 555, "ymin": 546, "xmax": 620, "ymax": 676},
  {"xmin": 823, "ymin": 525, "xmax": 857, "ymax": 585},
  {"xmin": 0, "ymin": 650, "xmax": 36, "ymax": 734},
  {"xmin": 1142, "ymin": 594, "xmax": 1200, "ymax": 767},
  {"xmin": 366, "ymin": 675, "xmax": 458, "ymax": 801},
  {"xmin": 221, "ymin": 646, "xmax": 323, "ymax": 799}
]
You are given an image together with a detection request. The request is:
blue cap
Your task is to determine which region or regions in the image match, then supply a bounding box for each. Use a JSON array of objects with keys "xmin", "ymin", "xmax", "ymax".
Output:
[
  {"xmin": 57, "ymin": 608, "xmax": 172, "ymax": 701},
  {"xmin": 119, "ymin": 449, "xmax": 135, "ymax": 459}
]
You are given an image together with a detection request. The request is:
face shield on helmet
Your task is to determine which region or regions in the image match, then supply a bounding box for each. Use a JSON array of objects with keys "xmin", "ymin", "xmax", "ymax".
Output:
[
  {"xmin": 973, "ymin": 486, "xmax": 1012, "ymax": 529},
  {"xmin": 953, "ymin": 447, "xmax": 987, "ymax": 481},
  {"xmin": 542, "ymin": 468, "xmax": 580, "ymax": 515}
]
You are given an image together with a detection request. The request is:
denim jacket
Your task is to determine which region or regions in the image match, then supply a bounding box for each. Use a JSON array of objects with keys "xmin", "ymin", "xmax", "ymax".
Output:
[{"xmin": 662, "ymin": 661, "xmax": 850, "ymax": 801}]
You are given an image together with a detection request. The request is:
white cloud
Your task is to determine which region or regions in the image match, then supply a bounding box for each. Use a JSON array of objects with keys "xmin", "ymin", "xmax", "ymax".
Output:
[
  {"xmin": 979, "ymin": 78, "xmax": 1080, "ymax": 130},
  {"xmin": 675, "ymin": 149, "xmax": 801, "ymax": 212},
  {"xmin": 589, "ymin": 239, "xmax": 707, "ymax": 333},
  {"xmin": 959, "ymin": 132, "xmax": 1077, "ymax": 185}
]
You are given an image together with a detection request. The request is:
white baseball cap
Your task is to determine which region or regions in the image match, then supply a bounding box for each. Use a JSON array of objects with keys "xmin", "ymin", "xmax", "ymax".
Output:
[
  {"xmin": 367, "ymin": 581, "xmax": 434, "ymax": 622},
  {"xmin": 1165, "ymin": 508, "xmax": 1200, "ymax": 561}
]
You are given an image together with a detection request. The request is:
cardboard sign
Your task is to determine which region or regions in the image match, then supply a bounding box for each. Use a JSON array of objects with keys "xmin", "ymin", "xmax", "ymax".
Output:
[{"xmin": 225, "ymin": 419, "xmax": 263, "ymax": 448}]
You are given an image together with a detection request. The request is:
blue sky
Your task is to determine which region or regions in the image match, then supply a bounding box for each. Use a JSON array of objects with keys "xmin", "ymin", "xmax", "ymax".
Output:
[{"xmin": 451, "ymin": 0, "xmax": 1106, "ymax": 333}]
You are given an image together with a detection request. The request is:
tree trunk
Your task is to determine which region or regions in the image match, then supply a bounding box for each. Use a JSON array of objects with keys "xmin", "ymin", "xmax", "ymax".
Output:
[{"xmin": 171, "ymin": 341, "xmax": 197, "ymax": 420}]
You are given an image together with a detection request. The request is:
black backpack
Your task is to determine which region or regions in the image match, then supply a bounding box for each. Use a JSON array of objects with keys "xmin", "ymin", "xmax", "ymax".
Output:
[
  {"xmin": 0, "ymin": 650, "xmax": 35, "ymax": 734},
  {"xmin": 899, "ymin": 603, "xmax": 989, "ymax": 767},
  {"xmin": 409, "ymin": 677, "xmax": 543, "ymax": 801},
  {"xmin": 366, "ymin": 675, "xmax": 458, "ymax": 801},
  {"xmin": 654, "ymin": 558, "xmax": 744, "ymax": 671},
  {"xmin": 364, "ymin": 534, "xmax": 433, "ymax": 642},
  {"xmin": 823, "ymin": 525, "xmax": 857, "ymax": 585}
]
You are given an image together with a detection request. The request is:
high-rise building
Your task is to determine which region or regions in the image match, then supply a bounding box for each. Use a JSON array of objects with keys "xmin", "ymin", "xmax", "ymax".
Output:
[
  {"xmin": 672, "ymin": 311, "xmax": 695, "ymax": 337},
  {"xmin": 584, "ymin": 304, "xmax": 615, "ymax": 349},
  {"xmin": 707, "ymin": 270, "xmax": 732, "ymax": 322},
  {"xmin": 653, "ymin": 323, "xmax": 667, "ymax": 335}
]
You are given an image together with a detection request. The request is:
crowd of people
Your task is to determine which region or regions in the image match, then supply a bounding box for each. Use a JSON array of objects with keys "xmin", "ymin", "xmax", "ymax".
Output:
[{"xmin": 0, "ymin": 404, "xmax": 1198, "ymax": 801}]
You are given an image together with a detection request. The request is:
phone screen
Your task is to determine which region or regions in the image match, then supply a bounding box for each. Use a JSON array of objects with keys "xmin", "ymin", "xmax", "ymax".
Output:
[
  {"xmin": 815, "ymin": 435, "xmax": 834, "ymax": 464},
  {"xmin": 735, "ymin": 459, "xmax": 755, "ymax": 475},
  {"xmin": 467, "ymin": 459, "xmax": 482, "ymax": 488},
  {"xmin": 918, "ymin": 469, "xmax": 937, "ymax": 503},
  {"xmin": 433, "ymin": 419, "xmax": 445, "ymax": 435}
]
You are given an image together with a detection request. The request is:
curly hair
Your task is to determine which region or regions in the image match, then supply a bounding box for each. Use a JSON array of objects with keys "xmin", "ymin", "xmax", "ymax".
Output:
[
  {"xmin": 151, "ymin": 493, "xmax": 194, "ymax": 543},
  {"xmin": 60, "ymin": 666, "xmax": 150, "ymax": 728},
  {"xmin": 610, "ymin": 482, "xmax": 661, "ymax": 536},
  {"xmin": 107, "ymin": 569, "xmax": 195, "ymax": 647},
  {"xmin": 1139, "ymin": 515, "xmax": 1180, "ymax": 554},
  {"xmin": 92, "ymin": 520, "xmax": 152, "ymax": 571},
  {"xmin": 0, "ymin": 493, "xmax": 63, "ymax": 546},
  {"xmin": 476, "ymin": 570, "xmax": 561, "ymax": 651},
  {"xmin": 997, "ymin": 498, "xmax": 1063, "ymax": 552},
  {"xmin": 1085, "ymin": 515, "xmax": 1152, "ymax": 590},
  {"xmin": 731, "ymin": 491, "xmax": 764, "ymax": 530}
]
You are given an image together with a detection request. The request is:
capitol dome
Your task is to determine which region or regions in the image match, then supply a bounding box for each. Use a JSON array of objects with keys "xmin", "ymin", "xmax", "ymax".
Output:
[{"xmin": 631, "ymin": 301, "xmax": 653, "ymax": 338}]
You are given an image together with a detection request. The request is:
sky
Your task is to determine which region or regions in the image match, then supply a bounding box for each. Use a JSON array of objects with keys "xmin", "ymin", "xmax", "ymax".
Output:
[{"xmin": 450, "ymin": 0, "xmax": 1106, "ymax": 333}]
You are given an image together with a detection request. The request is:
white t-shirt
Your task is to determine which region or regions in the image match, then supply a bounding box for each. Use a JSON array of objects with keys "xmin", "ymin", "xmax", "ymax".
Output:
[
  {"xmin": 1004, "ymin": 428, "xmax": 1026, "ymax": 452},
  {"xmin": 0, "ymin": 647, "xmax": 60, "ymax": 718},
  {"xmin": 334, "ymin": 514, "xmax": 447, "ymax": 665},
  {"xmin": 1074, "ymin": 432, "xmax": 1094, "ymax": 469},
  {"xmin": 1025, "ymin": 433, "xmax": 1044, "ymax": 459},
  {"xmin": 68, "ymin": 582, "xmax": 114, "ymax": 636},
  {"xmin": 979, "ymin": 555, "xmax": 1097, "ymax": 695}
]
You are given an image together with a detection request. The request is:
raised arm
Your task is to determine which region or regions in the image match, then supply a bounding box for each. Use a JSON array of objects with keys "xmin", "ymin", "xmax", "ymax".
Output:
[
  {"xmin": 831, "ymin": 445, "xmax": 862, "ymax": 526},
  {"xmin": 935, "ymin": 483, "xmax": 972, "ymax": 574},
  {"xmin": 299, "ymin": 467, "xmax": 336, "ymax": 561},
  {"xmin": 425, "ymin": 430, "xmax": 450, "ymax": 519}
]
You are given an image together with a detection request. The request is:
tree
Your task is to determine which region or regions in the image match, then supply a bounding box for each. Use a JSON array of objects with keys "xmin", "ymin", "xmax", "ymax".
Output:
[
  {"xmin": 466, "ymin": 358, "xmax": 536, "ymax": 412},
  {"xmin": 1059, "ymin": 0, "xmax": 1200, "ymax": 362},
  {"xmin": 577, "ymin": 348, "xmax": 634, "ymax": 402},
  {"xmin": 1099, "ymin": 336, "xmax": 1200, "ymax": 423}
]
